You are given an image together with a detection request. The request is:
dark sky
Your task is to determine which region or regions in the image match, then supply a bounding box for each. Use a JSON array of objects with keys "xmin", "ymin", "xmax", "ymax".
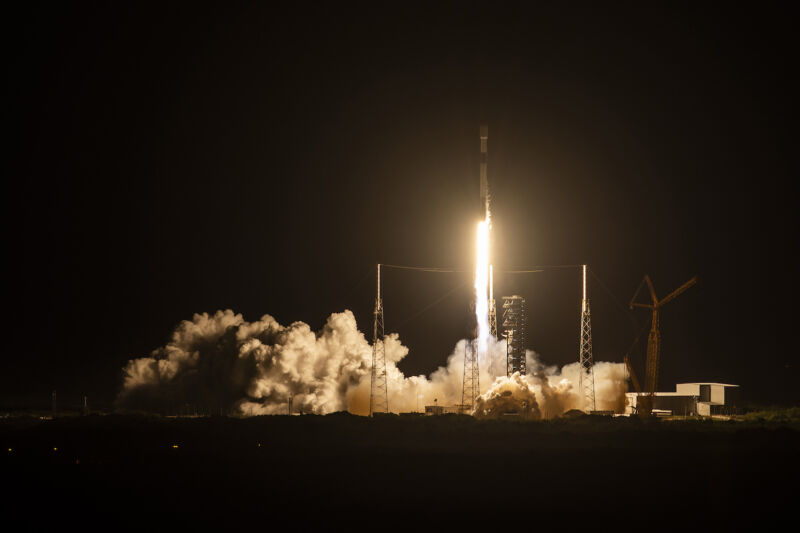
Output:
[{"xmin": 5, "ymin": 2, "xmax": 796, "ymax": 408}]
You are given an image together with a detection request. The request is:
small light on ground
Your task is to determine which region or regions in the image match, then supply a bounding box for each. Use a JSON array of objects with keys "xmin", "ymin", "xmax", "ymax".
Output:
[{"xmin": 172, "ymin": 444, "xmax": 179, "ymax": 449}]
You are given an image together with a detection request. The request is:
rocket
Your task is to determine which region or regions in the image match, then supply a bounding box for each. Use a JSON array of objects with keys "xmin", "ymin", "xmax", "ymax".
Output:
[
  {"xmin": 480, "ymin": 124, "xmax": 489, "ymax": 218},
  {"xmin": 480, "ymin": 124, "xmax": 498, "ymax": 339}
]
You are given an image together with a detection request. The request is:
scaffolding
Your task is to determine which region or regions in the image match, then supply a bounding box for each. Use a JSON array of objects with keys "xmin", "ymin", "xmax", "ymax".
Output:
[{"xmin": 502, "ymin": 295, "xmax": 526, "ymax": 376}]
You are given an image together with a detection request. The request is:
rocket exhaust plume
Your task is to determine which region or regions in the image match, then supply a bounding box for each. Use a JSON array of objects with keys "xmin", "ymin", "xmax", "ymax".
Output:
[{"xmin": 475, "ymin": 219, "xmax": 491, "ymax": 359}]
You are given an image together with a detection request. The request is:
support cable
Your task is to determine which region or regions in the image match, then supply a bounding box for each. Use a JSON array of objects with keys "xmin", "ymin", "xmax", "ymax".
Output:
[
  {"xmin": 389, "ymin": 282, "xmax": 469, "ymax": 331},
  {"xmin": 380, "ymin": 264, "xmax": 467, "ymax": 273},
  {"xmin": 380, "ymin": 263, "xmax": 579, "ymax": 274},
  {"xmin": 588, "ymin": 268, "xmax": 641, "ymax": 329}
]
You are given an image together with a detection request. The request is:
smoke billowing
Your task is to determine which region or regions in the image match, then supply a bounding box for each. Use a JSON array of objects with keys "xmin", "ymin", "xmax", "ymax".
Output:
[{"xmin": 118, "ymin": 309, "xmax": 627, "ymax": 417}]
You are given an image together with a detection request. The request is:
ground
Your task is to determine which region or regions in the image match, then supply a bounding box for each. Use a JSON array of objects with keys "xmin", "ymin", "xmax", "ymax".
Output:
[{"xmin": 2, "ymin": 412, "xmax": 797, "ymax": 527}]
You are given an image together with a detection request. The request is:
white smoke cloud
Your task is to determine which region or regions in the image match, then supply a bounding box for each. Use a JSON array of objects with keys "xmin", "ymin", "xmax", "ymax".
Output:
[
  {"xmin": 118, "ymin": 310, "xmax": 374, "ymax": 415},
  {"xmin": 118, "ymin": 309, "xmax": 627, "ymax": 417},
  {"xmin": 474, "ymin": 372, "xmax": 540, "ymax": 419}
]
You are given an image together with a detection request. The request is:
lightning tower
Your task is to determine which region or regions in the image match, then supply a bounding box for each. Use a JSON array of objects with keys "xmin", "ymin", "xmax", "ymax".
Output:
[
  {"xmin": 370, "ymin": 264, "xmax": 389, "ymax": 415},
  {"xmin": 578, "ymin": 265, "xmax": 596, "ymax": 411},
  {"xmin": 462, "ymin": 339, "xmax": 480, "ymax": 411}
]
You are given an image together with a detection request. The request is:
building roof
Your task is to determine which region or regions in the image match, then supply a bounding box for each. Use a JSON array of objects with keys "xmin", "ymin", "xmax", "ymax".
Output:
[
  {"xmin": 677, "ymin": 383, "xmax": 739, "ymax": 387},
  {"xmin": 626, "ymin": 392, "xmax": 695, "ymax": 397}
]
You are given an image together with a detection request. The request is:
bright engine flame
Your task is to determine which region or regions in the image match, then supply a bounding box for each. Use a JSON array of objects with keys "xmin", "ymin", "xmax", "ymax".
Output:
[{"xmin": 475, "ymin": 219, "xmax": 490, "ymax": 359}]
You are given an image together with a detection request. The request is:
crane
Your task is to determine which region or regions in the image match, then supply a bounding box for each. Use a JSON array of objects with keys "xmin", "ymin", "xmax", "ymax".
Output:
[
  {"xmin": 629, "ymin": 274, "xmax": 697, "ymax": 416},
  {"xmin": 624, "ymin": 354, "xmax": 642, "ymax": 395}
]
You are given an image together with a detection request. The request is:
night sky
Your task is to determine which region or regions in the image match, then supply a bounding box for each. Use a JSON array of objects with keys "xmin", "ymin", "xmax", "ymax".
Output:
[{"xmin": 5, "ymin": 3, "xmax": 796, "ymax": 408}]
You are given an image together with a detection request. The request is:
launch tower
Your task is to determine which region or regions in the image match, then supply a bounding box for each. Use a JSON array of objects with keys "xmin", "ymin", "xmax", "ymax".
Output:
[{"xmin": 502, "ymin": 295, "xmax": 526, "ymax": 376}]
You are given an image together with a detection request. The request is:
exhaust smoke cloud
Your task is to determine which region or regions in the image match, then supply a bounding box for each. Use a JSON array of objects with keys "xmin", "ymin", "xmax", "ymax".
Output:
[{"xmin": 117, "ymin": 309, "xmax": 627, "ymax": 417}]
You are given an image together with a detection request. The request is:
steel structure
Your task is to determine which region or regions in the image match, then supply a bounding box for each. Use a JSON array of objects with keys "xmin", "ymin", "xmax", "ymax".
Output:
[
  {"xmin": 488, "ymin": 265, "xmax": 497, "ymax": 338},
  {"xmin": 461, "ymin": 339, "xmax": 480, "ymax": 410},
  {"xmin": 502, "ymin": 295, "xmax": 526, "ymax": 376},
  {"xmin": 370, "ymin": 264, "xmax": 389, "ymax": 415},
  {"xmin": 629, "ymin": 274, "xmax": 697, "ymax": 416},
  {"xmin": 578, "ymin": 265, "xmax": 596, "ymax": 411}
]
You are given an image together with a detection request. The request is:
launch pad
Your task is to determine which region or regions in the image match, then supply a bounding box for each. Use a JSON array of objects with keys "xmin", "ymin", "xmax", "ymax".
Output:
[{"xmin": 369, "ymin": 126, "xmax": 598, "ymax": 416}]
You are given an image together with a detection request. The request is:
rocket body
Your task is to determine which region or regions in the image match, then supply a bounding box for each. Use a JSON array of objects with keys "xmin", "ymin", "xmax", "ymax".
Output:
[{"xmin": 480, "ymin": 125, "xmax": 489, "ymax": 218}]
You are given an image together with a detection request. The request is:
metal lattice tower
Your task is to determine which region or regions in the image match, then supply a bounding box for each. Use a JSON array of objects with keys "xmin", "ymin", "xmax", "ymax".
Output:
[
  {"xmin": 488, "ymin": 265, "xmax": 497, "ymax": 338},
  {"xmin": 578, "ymin": 265, "xmax": 596, "ymax": 411},
  {"xmin": 462, "ymin": 339, "xmax": 480, "ymax": 410},
  {"xmin": 502, "ymin": 295, "xmax": 526, "ymax": 376},
  {"xmin": 370, "ymin": 264, "xmax": 389, "ymax": 415}
]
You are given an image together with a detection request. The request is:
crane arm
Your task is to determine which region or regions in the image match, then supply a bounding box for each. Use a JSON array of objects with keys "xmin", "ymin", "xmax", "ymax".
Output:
[
  {"xmin": 658, "ymin": 276, "xmax": 698, "ymax": 307},
  {"xmin": 644, "ymin": 275, "xmax": 658, "ymax": 305},
  {"xmin": 629, "ymin": 276, "xmax": 647, "ymax": 309},
  {"xmin": 624, "ymin": 354, "xmax": 642, "ymax": 394}
]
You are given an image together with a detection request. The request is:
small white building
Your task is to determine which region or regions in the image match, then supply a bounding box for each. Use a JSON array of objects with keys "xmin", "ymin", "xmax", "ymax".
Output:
[
  {"xmin": 676, "ymin": 383, "xmax": 740, "ymax": 416},
  {"xmin": 625, "ymin": 383, "xmax": 740, "ymax": 416}
]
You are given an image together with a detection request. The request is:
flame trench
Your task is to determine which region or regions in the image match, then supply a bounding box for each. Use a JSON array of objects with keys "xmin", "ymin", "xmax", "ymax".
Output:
[{"xmin": 475, "ymin": 218, "xmax": 491, "ymax": 359}]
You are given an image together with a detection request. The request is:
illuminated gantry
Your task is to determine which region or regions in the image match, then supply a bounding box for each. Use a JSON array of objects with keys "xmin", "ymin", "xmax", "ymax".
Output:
[{"xmin": 503, "ymin": 295, "xmax": 526, "ymax": 376}]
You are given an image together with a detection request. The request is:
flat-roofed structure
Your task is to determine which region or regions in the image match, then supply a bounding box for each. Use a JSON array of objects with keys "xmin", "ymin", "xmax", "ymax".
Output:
[
  {"xmin": 625, "ymin": 383, "xmax": 740, "ymax": 416},
  {"xmin": 425, "ymin": 404, "xmax": 461, "ymax": 415}
]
